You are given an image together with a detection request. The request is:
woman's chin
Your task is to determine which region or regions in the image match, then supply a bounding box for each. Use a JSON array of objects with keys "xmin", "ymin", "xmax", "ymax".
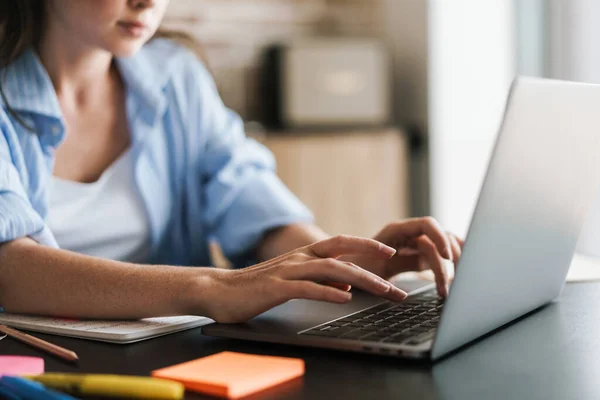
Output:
[{"xmin": 107, "ymin": 40, "xmax": 148, "ymax": 58}]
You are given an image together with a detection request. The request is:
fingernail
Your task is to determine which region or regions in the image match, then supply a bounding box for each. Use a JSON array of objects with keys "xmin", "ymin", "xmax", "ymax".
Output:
[
  {"xmin": 336, "ymin": 291, "xmax": 352, "ymax": 303},
  {"xmin": 396, "ymin": 289, "xmax": 408, "ymax": 301},
  {"xmin": 444, "ymin": 246, "xmax": 452, "ymax": 260},
  {"xmin": 438, "ymin": 284, "xmax": 445, "ymax": 297},
  {"xmin": 376, "ymin": 280, "xmax": 391, "ymax": 292},
  {"xmin": 380, "ymin": 244, "xmax": 396, "ymax": 257},
  {"xmin": 445, "ymin": 284, "xmax": 450, "ymax": 296},
  {"xmin": 440, "ymin": 284, "xmax": 449, "ymax": 298}
]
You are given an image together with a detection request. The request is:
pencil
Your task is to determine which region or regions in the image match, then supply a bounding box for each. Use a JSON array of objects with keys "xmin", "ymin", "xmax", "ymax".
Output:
[{"xmin": 0, "ymin": 324, "xmax": 79, "ymax": 362}]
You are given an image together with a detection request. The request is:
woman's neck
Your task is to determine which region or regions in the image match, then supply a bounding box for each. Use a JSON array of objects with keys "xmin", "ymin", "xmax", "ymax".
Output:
[{"xmin": 37, "ymin": 20, "xmax": 116, "ymax": 107}]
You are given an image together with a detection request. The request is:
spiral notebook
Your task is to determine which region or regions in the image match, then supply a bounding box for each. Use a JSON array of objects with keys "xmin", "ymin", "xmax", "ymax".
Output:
[{"xmin": 0, "ymin": 313, "xmax": 211, "ymax": 344}]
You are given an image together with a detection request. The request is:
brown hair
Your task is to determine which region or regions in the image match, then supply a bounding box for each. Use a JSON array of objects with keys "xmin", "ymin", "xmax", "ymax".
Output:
[
  {"xmin": 0, "ymin": 1, "xmax": 44, "ymax": 130},
  {"xmin": 0, "ymin": 1, "xmax": 45, "ymax": 70},
  {"xmin": 0, "ymin": 0, "xmax": 208, "ymax": 129}
]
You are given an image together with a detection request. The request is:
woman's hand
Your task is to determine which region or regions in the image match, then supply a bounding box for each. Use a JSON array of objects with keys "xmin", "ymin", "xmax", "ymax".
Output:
[
  {"xmin": 199, "ymin": 235, "xmax": 408, "ymax": 323},
  {"xmin": 343, "ymin": 217, "xmax": 464, "ymax": 298}
]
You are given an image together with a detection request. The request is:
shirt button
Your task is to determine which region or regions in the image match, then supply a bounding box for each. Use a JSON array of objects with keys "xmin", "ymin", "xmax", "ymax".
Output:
[{"xmin": 51, "ymin": 125, "xmax": 61, "ymax": 136}]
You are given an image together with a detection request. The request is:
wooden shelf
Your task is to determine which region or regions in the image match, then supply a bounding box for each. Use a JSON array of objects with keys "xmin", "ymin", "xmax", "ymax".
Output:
[{"xmin": 253, "ymin": 128, "xmax": 409, "ymax": 237}]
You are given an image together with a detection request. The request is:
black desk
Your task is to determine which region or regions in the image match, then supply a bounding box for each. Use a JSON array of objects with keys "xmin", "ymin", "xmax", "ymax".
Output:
[{"xmin": 2, "ymin": 282, "xmax": 600, "ymax": 400}]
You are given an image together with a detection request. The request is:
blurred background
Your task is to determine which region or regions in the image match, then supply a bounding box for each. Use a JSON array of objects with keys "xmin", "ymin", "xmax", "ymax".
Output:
[{"xmin": 161, "ymin": 0, "xmax": 600, "ymax": 253}]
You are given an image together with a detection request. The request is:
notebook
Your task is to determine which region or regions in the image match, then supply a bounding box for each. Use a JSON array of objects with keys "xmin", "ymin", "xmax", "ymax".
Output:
[
  {"xmin": 0, "ymin": 313, "xmax": 211, "ymax": 343},
  {"xmin": 152, "ymin": 351, "xmax": 305, "ymax": 399}
]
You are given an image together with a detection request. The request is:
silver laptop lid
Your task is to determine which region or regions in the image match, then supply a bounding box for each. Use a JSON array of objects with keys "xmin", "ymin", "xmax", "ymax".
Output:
[{"xmin": 432, "ymin": 77, "xmax": 600, "ymax": 359}]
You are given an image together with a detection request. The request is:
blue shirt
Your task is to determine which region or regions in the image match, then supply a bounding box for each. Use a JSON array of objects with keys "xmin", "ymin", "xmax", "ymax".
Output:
[{"xmin": 0, "ymin": 39, "xmax": 312, "ymax": 266}]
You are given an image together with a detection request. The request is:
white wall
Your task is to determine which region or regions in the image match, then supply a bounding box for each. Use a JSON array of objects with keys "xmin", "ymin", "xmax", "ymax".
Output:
[
  {"xmin": 428, "ymin": 0, "xmax": 517, "ymax": 236},
  {"xmin": 516, "ymin": 0, "xmax": 547, "ymax": 77},
  {"xmin": 545, "ymin": 0, "xmax": 600, "ymax": 257},
  {"xmin": 547, "ymin": 0, "xmax": 600, "ymax": 82}
]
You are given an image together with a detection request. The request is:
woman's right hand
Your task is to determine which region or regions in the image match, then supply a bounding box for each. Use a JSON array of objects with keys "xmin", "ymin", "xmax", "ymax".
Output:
[{"xmin": 199, "ymin": 235, "xmax": 408, "ymax": 323}]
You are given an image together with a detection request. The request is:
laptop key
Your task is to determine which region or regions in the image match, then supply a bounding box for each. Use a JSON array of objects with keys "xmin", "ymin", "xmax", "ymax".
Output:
[
  {"xmin": 389, "ymin": 324, "xmax": 411, "ymax": 331},
  {"xmin": 379, "ymin": 312, "xmax": 399, "ymax": 318},
  {"xmin": 413, "ymin": 306, "xmax": 428, "ymax": 312},
  {"xmin": 389, "ymin": 316, "xmax": 409, "ymax": 322},
  {"xmin": 360, "ymin": 325, "xmax": 381, "ymax": 332},
  {"xmin": 412, "ymin": 317, "xmax": 431, "ymax": 323},
  {"xmin": 384, "ymin": 322, "xmax": 401, "ymax": 329},
  {"xmin": 367, "ymin": 303, "xmax": 395, "ymax": 313},
  {"xmin": 339, "ymin": 316, "xmax": 362, "ymax": 322},
  {"xmin": 344, "ymin": 323, "xmax": 365, "ymax": 328},
  {"xmin": 383, "ymin": 333, "xmax": 413, "ymax": 343},
  {"xmin": 329, "ymin": 326, "xmax": 359, "ymax": 336},
  {"xmin": 409, "ymin": 325, "xmax": 431, "ymax": 333},
  {"xmin": 342, "ymin": 316, "xmax": 361, "ymax": 322}
]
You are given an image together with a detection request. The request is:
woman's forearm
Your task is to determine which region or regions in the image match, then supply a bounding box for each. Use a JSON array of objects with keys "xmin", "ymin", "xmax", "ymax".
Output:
[
  {"xmin": 0, "ymin": 238, "xmax": 211, "ymax": 319},
  {"xmin": 256, "ymin": 223, "xmax": 330, "ymax": 261},
  {"xmin": 0, "ymin": 224, "xmax": 334, "ymax": 319}
]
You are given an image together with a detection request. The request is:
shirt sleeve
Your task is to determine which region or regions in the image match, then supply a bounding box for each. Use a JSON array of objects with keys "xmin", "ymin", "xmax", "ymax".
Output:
[
  {"xmin": 188, "ymin": 59, "xmax": 314, "ymax": 262},
  {"xmin": 0, "ymin": 118, "xmax": 58, "ymax": 247}
]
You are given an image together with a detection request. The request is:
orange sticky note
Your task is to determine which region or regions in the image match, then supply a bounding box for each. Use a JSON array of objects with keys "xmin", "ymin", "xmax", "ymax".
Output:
[{"xmin": 152, "ymin": 351, "xmax": 304, "ymax": 399}]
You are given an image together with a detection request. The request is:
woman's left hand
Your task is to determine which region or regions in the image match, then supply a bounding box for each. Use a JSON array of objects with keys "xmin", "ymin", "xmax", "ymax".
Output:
[{"xmin": 343, "ymin": 217, "xmax": 464, "ymax": 297}]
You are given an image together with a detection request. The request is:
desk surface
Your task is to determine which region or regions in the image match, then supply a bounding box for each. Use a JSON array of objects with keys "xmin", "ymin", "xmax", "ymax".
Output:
[{"xmin": 2, "ymin": 282, "xmax": 600, "ymax": 400}]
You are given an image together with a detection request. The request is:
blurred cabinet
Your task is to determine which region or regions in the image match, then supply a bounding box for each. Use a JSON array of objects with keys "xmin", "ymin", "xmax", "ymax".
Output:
[{"xmin": 255, "ymin": 128, "xmax": 409, "ymax": 237}]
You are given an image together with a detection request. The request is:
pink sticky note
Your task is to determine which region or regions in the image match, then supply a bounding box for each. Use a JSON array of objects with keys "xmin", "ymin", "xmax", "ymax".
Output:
[{"xmin": 0, "ymin": 356, "xmax": 44, "ymax": 377}]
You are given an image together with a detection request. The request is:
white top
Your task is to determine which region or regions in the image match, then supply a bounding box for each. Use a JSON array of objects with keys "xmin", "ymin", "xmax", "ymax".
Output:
[{"xmin": 47, "ymin": 149, "xmax": 151, "ymax": 263}]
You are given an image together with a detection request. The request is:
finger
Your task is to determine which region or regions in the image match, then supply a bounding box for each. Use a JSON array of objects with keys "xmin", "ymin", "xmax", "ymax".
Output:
[
  {"xmin": 309, "ymin": 235, "xmax": 396, "ymax": 259},
  {"xmin": 323, "ymin": 282, "xmax": 352, "ymax": 291},
  {"xmin": 415, "ymin": 235, "xmax": 449, "ymax": 297},
  {"xmin": 448, "ymin": 234, "xmax": 462, "ymax": 262},
  {"xmin": 284, "ymin": 258, "xmax": 406, "ymax": 301},
  {"xmin": 446, "ymin": 233, "xmax": 465, "ymax": 248},
  {"xmin": 396, "ymin": 218, "xmax": 452, "ymax": 260},
  {"xmin": 286, "ymin": 281, "xmax": 353, "ymax": 303}
]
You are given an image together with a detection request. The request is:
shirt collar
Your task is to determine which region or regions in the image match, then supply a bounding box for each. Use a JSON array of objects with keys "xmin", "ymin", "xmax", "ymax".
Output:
[
  {"xmin": 0, "ymin": 48, "xmax": 63, "ymax": 120},
  {"xmin": 116, "ymin": 51, "xmax": 169, "ymax": 120},
  {"xmin": 1, "ymin": 41, "xmax": 174, "ymax": 126},
  {"xmin": 115, "ymin": 39, "xmax": 177, "ymax": 126}
]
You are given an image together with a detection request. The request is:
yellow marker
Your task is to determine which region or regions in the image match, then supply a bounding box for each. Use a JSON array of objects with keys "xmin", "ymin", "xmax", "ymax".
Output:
[{"xmin": 27, "ymin": 373, "xmax": 184, "ymax": 399}]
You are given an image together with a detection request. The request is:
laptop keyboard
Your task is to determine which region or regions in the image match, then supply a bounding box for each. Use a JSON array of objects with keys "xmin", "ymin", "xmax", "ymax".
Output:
[{"xmin": 299, "ymin": 292, "xmax": 444, "ymax": 345}]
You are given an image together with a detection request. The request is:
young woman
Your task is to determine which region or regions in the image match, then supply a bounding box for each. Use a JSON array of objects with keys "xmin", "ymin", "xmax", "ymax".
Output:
[{"xmin": 0, "ymin": 0, "xmax": 462, "ymax": 323}]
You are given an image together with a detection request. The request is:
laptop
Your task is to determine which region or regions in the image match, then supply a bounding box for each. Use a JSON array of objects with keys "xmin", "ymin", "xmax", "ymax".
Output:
[{"xmin": 203, "ymin": 77, "xmax": 600, "ymax": 361}]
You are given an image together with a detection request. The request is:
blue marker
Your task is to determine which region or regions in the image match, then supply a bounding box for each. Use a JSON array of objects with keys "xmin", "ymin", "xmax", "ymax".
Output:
[
  {"xmin": 0, "ymin": 384, "xmax": 22, "ymax": 400},
  {"xmin": 0, "ymin": 376, "xmax": 78, "ymax": 400}
]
